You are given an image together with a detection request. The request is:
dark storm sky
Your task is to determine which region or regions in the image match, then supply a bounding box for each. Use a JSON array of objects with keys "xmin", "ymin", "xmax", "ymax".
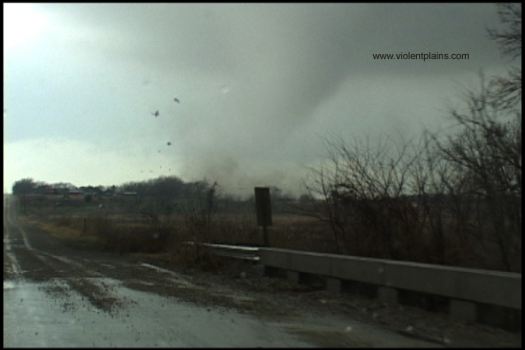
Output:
[{"xmin": 4, "ymin": 3, "xmax": 512, "ymax": 195}]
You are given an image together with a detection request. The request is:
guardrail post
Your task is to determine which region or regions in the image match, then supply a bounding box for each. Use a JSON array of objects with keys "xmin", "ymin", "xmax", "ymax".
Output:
[
  {"xmin": 287, "ymin": 271, "xmax": 300, "ymax": 284},
  {"xmin": 378, "ymin": 286, "xmax": 398, "ymax": 305},
  {"xmin": 326, "ymin": 277, "xmax": 341, "ymax": 294},
  {"xmin": 450, "ymin": 299, "xmax": 477, "ymax": 322},
  {"xmin": 254, "ymin": 264, "xmax": 265, "ymax": 277}
]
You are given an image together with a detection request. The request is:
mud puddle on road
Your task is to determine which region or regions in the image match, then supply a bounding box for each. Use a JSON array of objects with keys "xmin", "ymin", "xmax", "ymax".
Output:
[
  {"xmin": 4, "ymin": 278, "xmax": 314, "ymax": 347},
  {"xmin": 63, "ymin": 277, "xmax": 132, "ymax": 315},
  {"xmin": 73, "ymin": 258, "xmax": 288, "ymax": 318},
  {"xmin": 36, "ymin": 277, "xmax": 135, "ymax": 315},
  {"xmin": 8, "ymin": 243, "xmax": 132, "ymax": 315}
]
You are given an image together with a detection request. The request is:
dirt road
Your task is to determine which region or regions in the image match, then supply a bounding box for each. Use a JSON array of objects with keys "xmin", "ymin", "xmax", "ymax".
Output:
[{"xmin": 3, "ymin": 197, "xmax": 520, "ymax": 347}]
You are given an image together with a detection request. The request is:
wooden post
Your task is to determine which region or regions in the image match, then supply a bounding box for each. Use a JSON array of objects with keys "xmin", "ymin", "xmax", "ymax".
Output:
[
  {"xmin": 262, "ymin": 225, "xmax": 269, "ymax": 247},
  {"xmin": 254, "ymin": 187, "xmax": 272, "ymax": 247}
]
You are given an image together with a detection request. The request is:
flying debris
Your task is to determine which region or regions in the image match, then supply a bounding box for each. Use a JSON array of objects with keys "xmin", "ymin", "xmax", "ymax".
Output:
[
  {"xmin": 152, "ymin": 110, "xmax": 159, "ymax": 117},
  {"xmin": 167, "ymin": 142, "xmax": 172, "ymax": 146},
  {"xmin": 173, "ymin": 97, "xmax": 180, "ymax": 103}
]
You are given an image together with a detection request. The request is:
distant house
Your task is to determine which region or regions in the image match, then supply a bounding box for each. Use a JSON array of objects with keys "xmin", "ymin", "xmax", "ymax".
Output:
[
  {"xmin": 28, "ymin": 185, "xmax": 59, "ymax": 200},
  {"xmin": 103, "ymin": 186, "xmax": 117, "ymax": 197},
  {"xmin": 39, "ymin": 185, "xmax": 54, "ymax": 195},
  {"xmin": 64, "ymin": 189, "xmax": 84, "ymax": 201},
  {"xmin": 121, "ymin": 191, "xmax": 138, "ymax": 196}
]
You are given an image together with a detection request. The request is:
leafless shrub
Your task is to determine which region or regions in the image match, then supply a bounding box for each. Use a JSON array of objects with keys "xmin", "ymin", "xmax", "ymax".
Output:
[
  {"xmin": 306, "ymin": 135, "xmax": 422, "ymax": 258},
  {"xmin": 306, "ymin": 74, "xmax": 521, "ymax": 271},
  {"xmin": 173, "ymin": 181, "xmax": 225, "ymax": 269},
  {"xmin": 487, "ymin": 3, "xmax": 521, "ymax": 61},
  {"xmin": 429, "ymin": 73, "xmax": 521, "ymax": 271}
]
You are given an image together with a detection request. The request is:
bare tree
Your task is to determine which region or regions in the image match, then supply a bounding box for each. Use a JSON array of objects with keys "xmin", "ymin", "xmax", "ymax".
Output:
[
  {"xmin": 487, "ymin": 3, "xmax": 521, "ymax": 60},
  {"xmin": 181, "ymin": 180, "xmax": 219, "ymax": 245},
  {"xmin": 306, "ymin": 136, "xmax": 422, "ymax": 258},
  {"xmin": 304, "ymin": 161, "xmax": 349, "ymax": 254},
  {"xmin": 430, "ymin": 73, "xmax": 521, "ymax": 271},
  {"xmin": 487, "ymin": 3, "xmax": 522, "ymax": 111},
  {"xmin": 303, "ymin": 3, "xmax": 521, "ymax": 269}
]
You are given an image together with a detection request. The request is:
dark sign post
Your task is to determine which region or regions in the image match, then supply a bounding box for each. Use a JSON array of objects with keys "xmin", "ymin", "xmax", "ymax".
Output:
[{"xmin": 254, "ymin": 187, "xmax": 272, "ymax": 246}]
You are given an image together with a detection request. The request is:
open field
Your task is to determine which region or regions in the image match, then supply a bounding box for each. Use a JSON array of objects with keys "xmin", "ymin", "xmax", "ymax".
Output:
[
  {"xmin": 16, "ymin": 196, "xmax": 339, "ymax": 256},
  {"xmin": 13, "ymin": 193, "xmax": 520, "ymax": 274}
]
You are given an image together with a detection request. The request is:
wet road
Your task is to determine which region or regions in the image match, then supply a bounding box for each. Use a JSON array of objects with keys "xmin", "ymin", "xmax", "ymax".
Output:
[
  {"xmin": 4, "ymin": 197, "xmax": 443, "ymax": 347},
  {"xmin": 3, "ymin": 201, "xmax": 313, "ymax": 347},
  {"xmin": 4, "ymin": 279, "xmax": 312, "ymax": 347}
]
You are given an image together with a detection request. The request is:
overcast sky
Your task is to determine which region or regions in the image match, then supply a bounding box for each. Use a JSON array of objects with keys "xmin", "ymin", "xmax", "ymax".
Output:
[{"xmin": 3, "ymin": 3, "xmax": 514, "ymax": 195}]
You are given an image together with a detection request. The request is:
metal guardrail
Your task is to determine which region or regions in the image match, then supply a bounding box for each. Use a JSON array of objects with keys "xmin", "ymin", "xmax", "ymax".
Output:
[
  {"xmin": 258, "ymin": 247, "xmax": 522, "ymax": 311},
  {"xmin": 184, "ymin": 242, "xmax": 521, "ymax": 312},
  {"xmin": 183, "ymin": 241, "xmax": 260, "ymax": 261}
]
